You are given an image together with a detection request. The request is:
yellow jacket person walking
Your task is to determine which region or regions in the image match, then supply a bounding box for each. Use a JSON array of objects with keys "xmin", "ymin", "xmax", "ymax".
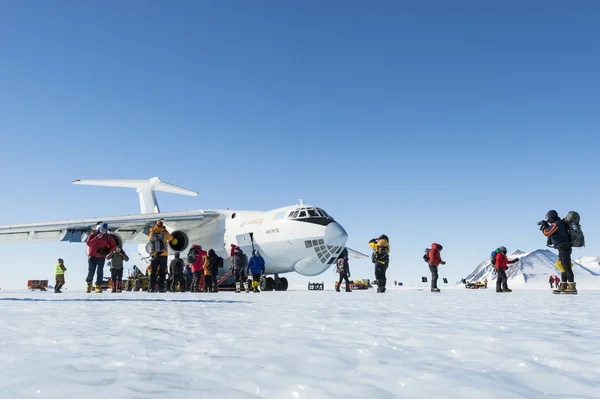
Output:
[{"xmin": 55, "ymin": 258, "xmax": 67, "ymax": 293}]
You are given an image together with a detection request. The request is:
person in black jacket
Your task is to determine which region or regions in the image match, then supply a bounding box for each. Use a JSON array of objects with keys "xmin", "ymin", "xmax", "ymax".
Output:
[
  {"xmin": 169, "ymin": 252, "xmax": 186, "ymax": 292},
  {"xmin": 540, "ymin": 210, "xmax": 576, "ymax": 293},
  {"xmin": 207, "ymin": 249, "xmax": 222, "ymax": 293},
  {"xmin": 335, "ymin": 254, "xmax": 352, "ymax": 292}
]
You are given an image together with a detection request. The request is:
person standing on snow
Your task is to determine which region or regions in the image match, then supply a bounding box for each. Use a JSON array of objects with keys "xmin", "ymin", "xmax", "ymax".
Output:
[
  {"xmin": 493, "ymin": 246, "xmax": 519, "ymax": 293},
  {"xmin": 247, "ymin": 250, "xmax": 266, "ymax": 293},
  {"xmin": 148, "ymin": 220, "xmax": 173, "ymax": 293},
  {"xmin": 540, "ymin": 210, "xmax": 576, "ymax": 293},
  {"xmin": 206, "ymin": 249, "xmax": 222, "ymax": 293},
  {"xmin": 427, "ymin": 243, "xmax": 446, "ymax": 292},
  {"xmin": 86, "ymin": 222, "xmax": 116, "ymax": 293},
  {"xmin": 107, "ymin": 246, "xmax": 129, "ymax": 292},
  {"xmin": 335, "ymin": 251, "xmax": 352, "ymax": 292},
  {"xmin": 55, "ymin": 258, "xmax": 67, "ymax": 293},
  {"xmin": 169, "ymin": 252, "xmax": 186, "ymax": 292},
  {"xmin": 184, "ymin": 265, "xmax": 192, "ymax": 291},
  {"xmin": 232, "ymin": 246, "xmax": 248, "ymax": 293},
  {"xmin": 190, "ymin": 244, "xmax": 207, "ymax": 292},
  {"xmin": 554, "ymin": 275, "xmax": 559, "ymax": 289},
  {"xmin": 549, "ymin": 275, "xmax": 554, "ymax": 289},
  {"xmin": 369, "ymin": 235, "xmax": 390, "ymax": 293}
]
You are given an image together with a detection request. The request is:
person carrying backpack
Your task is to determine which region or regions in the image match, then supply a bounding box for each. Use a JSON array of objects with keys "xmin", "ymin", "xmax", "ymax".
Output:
[
  {"xmin": 232, "ymin": 246, "xmax": 248, "ymax": 293},
  {"xmin": 169, "ymin": 252, "xmax": 186, "ymax": 292},
  {"xmin": 55, "ymin": 258, "xmax": 67, "ymax": 293},
  {"xmin": 427, "ymin": 243, "xmax": 446, "ymax": 292},
  {"xmin": 493, "ymin": 246, "xmax": 519, "ymax": 292},
  {"xmin": 335, "ymin": 254, "xmax": 352, "ymax": 292},
  {"xmin": 539, "ymin": 210, "xmax": 576, "ymax": 293},
  {"xmin": 148, "ymin": 220, "xmax": 173, "ymax": 293},
  {"xmin": 206, "ymin": 249, "xmax": 222, "ymax": 293}
]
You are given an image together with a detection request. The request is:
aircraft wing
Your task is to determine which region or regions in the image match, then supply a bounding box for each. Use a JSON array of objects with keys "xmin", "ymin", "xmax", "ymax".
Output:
[
  {"xmin": 346, "ymin": 247, "xmax": 369, "ymax": 259},
  {"xmin": 0, "ymin": 210, "xmax": 220, "ymax": 244}
]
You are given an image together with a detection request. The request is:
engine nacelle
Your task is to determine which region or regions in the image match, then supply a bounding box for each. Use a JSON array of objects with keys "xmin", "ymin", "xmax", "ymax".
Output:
[
  {"xmin": 109, "ymin": 232, "xmax": 123, "ymax": 249},
  {"xmin": 168, "ymin": 230, "xmax": 189, "ymax": 253}
]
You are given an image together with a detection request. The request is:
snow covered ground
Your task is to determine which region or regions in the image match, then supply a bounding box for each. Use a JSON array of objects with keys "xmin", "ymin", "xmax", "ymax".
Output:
[{"xmin": 1, "ymin": 287, "xmax": 599, "ymax": 399}]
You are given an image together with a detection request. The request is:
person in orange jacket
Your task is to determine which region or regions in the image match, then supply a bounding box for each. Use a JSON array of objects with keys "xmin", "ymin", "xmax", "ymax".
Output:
[
  {"xmin": 148, "ymin": 220, "xmax": 173, "ymax": 293},
  {"xmin": 427, "ymin": 243, "xmax": 446, "ymax": 292}
]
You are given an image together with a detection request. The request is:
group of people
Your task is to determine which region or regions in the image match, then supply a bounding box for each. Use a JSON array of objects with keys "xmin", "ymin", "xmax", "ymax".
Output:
[{"xmin": 548, "ymin": 275, "xmax": 560, "ymax": 289}]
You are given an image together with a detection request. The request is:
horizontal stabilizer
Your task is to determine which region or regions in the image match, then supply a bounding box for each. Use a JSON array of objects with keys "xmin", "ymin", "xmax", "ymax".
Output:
[
  {"xmin": 346, "ymin": 247, "xmax": 369, "ymax": 259},
  {"xmin": 73, "ymin": 177, "xmax": 198, "ymax": 214}
]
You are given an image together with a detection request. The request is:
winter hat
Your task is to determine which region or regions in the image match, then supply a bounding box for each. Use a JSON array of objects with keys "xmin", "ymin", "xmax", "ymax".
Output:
[
  {"xmin": 98, "ymin": 222, "xmax": 108, "ymax": 233},
  {"xmin": 546, "ymin": 210, "xmax": 559, "ymax": 223},
  {"xmin": 498, "ymin": 246, "xmax": 507, "ymax": 254}
]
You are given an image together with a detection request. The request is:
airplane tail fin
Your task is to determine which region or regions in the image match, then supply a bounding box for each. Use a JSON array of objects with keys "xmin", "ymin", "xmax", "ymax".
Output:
[{"xmin": 73, "ymin": 177, "xmax": 198, "ymax": 214}]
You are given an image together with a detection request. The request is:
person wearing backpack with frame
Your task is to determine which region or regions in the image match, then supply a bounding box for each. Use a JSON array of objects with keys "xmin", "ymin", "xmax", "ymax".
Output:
[
  {"xmin": 539, "ymin": 210, "xmax": 577, "ymax": 294},
  {"xmin": 148, "ymin": 220, "xmax": 173, "ymax": 293}
]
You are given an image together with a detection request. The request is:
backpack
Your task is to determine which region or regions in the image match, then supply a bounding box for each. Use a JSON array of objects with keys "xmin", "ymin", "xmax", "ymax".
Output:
[
  {"xmin": 564, "ymin": 211, "xmax": 585, "ymax": 248},
  {"xmin": 490, "ymin": 250, "xmax": 498, "ymax": 266},
  {"xmin": 336, "ymin": 259, "xmax": 345, "ymax": 273},
  {"xmin": 423, "ymin": 248, "xmax": 431, "ymax": 263},
  {"xmin": 186, "ymin": 246, "xmax": 199, "ymax": 264},
  {"xmin": 216, "ymin": 256, "xmax": 224, "ymax": 268},
  {"xmin": 147, "ymin": 231, "xmax": 166, "ymax": 254}
]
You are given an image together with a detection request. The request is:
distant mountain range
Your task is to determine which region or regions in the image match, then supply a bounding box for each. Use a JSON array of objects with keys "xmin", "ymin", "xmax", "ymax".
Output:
[{"xmin": 459, "ymin": 249, "xmax": 600, "ymax": 286}]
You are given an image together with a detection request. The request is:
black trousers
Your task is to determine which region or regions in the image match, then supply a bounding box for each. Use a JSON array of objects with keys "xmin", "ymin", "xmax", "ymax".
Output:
[
  {"xmin": 557, "ymin": 243, "xmax": 574, "ymax": 282},
  {"xmin": 111, "ymin": 268, "xmax": 123, "ymax": 289},
  {"xmin": 429, "ymin": 265, "xmax": 439, "ymax": 289},
  {"xmin": 150, "ymin": 256, "xmax": 168, "ymax": 291},
  {"xmin": 496, "ymin": 268, "xmax": 508, "ymax": 291},
  {"xmin": 337, "ymin": 272, "xmax": 350, "ymax": 288},
  {"xmin": 204, "ymin": 275, "xmax": 213, "ymax": 292},
  {"xmin": 171, "ymin": 272, "xmax": 185, "ymax": 292},
  {"xmin": 374, "ymin": 263, "xmax": 388, "ymax": 291}
]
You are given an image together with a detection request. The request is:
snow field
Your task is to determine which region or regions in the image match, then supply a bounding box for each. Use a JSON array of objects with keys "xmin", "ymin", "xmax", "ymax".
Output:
[{"xmin": 0, "ymin": 288, "xmax": 599, "ymax": 399}]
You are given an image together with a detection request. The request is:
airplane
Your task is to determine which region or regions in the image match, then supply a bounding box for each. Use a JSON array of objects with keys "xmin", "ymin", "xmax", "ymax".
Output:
[{"xmin": 0, "ymin": 177, "xmax": 368, "ymax": 291}]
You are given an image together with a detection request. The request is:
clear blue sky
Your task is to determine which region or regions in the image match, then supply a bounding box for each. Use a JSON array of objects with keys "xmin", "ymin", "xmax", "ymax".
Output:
[{"xmin": 0, "ymin": 1, "xmax": 599, "ymax": 289}]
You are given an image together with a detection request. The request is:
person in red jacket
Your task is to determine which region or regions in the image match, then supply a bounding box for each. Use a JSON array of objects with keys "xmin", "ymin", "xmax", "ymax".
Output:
[
  {"xmin": 86, "ymin": 222, "xmax": 116, "ymax": 293},
  {"xmin": 427, "ymin": 243, "xmax": 446, "ymax": 292},
  {"xmin": 190, "ymin": 244, "xmax": 207, "ymax": 292},
  {"xmin": 494, "ymin": 246, "xmax": 520, "ymax": 293}
]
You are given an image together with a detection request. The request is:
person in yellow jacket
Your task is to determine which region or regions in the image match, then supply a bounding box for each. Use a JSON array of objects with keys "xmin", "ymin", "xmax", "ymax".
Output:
[
  {"xmin": 55, "ymin": 258, "xmax": 67, "ymax": 293},
  {"xmin": 202, "ymin": 255, "xmax": 213, "ymax": 292},
  {"xmin": 369, "ymin": 234, "xmax": 390, "ymax": 293},
  {"xmin": 148, "ymin": 220, "xmax": 173, "ymax": 293}
]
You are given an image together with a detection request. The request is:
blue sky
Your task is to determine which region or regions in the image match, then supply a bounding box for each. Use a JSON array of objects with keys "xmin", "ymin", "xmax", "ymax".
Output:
[{"xmin": 0, "ymin": 1, "xmax": 599, "ymax": 289}]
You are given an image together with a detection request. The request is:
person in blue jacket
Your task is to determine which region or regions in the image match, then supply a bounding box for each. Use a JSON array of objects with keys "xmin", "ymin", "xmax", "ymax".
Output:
[{"xmin": 247, "ymin": 250, "xmax": 266, "ymax": 293}]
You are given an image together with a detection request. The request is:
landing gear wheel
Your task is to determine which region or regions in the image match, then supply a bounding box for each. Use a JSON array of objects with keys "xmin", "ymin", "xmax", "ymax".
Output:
[
  {"xmin": 260, "ymin": 276, "xmax": 274, "ymax": 291},
  {"xmin": 280, "ymin": 277, "xmax": 288, "ymax": 291}
]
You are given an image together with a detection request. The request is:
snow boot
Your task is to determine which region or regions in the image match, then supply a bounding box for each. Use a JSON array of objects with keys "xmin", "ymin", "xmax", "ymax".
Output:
[
  {"xmin": 235, "ymin": 282, "xmax": 241, "ymax": 293},
  {"xmin": 86, "ymin": 283, "xmax": 92, "ymax": 293},
  {"xmin": 335, "ymin": 282, "xmax": 340, "ymax": 292},
  {"xmin": 111, "ymin": 286, "xmax": 116, "ymax": 293},
  {"xmin": 553, "ymin": 282, "xmax": 567, "ymax": 294},
  {"xmin": 565, "ymin": 282, "xmax": 578, "ymax": 294},
  {"xmin": 431, "ymin": 288, "xmax": 440, "ymax": 292},
  {"xmin": 502, "ymin": 288, "xmax": 512, "ymax": 293},
  {"xmin": 95, "ymin": 285, "xmax": 102, "ymax": 293},
  {"xmin": 345, "ymin": 282, "xmax": 352, "ymax": 292}
]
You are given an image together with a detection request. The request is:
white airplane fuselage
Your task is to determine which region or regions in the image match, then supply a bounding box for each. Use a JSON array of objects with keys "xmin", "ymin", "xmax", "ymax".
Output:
[{"xmin": 157, "ymin": 205, "xmax": 348, "ymax": 277}]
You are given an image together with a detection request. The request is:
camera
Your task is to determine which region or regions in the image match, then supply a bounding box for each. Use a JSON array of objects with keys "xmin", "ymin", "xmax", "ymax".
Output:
[{"xmin": 537, "ymin": 220, "xmax": 546, "ymax": 226}]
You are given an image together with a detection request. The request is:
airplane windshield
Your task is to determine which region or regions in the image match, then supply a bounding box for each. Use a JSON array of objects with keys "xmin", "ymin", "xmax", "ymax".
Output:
[{"xmin": 287, "ymin": 207, "xmax": 332, "ymax": 220}]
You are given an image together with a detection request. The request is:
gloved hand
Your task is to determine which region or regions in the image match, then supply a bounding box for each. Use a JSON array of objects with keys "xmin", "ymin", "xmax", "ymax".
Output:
[
  {"xmin": 440, "ymin": 261, "xmax": 446, "ymax": 265},
  {"xmin": 539, "ymin": 221, "xmax": 549, "ymax": 231},
  {"xmin": 513, "ymin": 258, "xmax": 520, "ymax": 262}
]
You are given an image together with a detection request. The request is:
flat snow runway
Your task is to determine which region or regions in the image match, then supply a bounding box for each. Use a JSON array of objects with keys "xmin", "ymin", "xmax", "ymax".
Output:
[{"xmin": 1, "ymin": 288, "xmax": 598, "ymax": 399}]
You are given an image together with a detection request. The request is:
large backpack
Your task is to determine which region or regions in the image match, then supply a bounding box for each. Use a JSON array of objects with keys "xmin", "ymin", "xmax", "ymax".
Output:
[
  {"xmin": 490, "ymin": 250, "xmax": 498, "ymax": 266},
  {"xmin": 151, "ymin": 231, "xmax": 166, "ymax": 253},
  {"xmin": 423, "ymin": 248, "xmax": 431, "ymax": 263},
  {"xmin": 216, "ymin": 256, "xmax": 224, "ymax": 268},
  {"xmin": 186, "ymin": 246, "xmax": 199, "ymax": 264},
  {"xmin": 336, "ymin": 259, "xmax": 345, "ymax": 273},
  {"xmin": 564, "ymin": 211, "xmax": 585, "ymax": 248}
]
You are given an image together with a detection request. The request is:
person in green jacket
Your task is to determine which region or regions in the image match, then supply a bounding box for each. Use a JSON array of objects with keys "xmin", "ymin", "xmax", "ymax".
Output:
[
  {"xmin": 107, "ymin": 246, "xmax": 129, "ymax": 292},
  {"xmin": 55, "ymin": 258, "xmax": 67, "ymax": 293}
]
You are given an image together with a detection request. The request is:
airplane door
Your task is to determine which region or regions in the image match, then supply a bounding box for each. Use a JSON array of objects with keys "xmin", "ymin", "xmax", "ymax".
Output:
[{"xmin": 234, "ymin": 232, "xmax": 255, "ymax": 253}]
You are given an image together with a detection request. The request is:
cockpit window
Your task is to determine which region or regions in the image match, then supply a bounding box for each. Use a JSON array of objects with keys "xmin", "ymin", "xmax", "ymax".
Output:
[{"xmin": 287, "ymin": 207, "xmax": 334, "ymax": 220}]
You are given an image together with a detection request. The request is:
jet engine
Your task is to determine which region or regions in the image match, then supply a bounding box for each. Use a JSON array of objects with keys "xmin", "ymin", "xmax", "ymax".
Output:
[
  {"xmin": 108, "ymin": 232, "xmax": 123, "ymax": 249},
  {"xmin": 168, "ymin": 230, "xmax": 189, "ymax": 253}
]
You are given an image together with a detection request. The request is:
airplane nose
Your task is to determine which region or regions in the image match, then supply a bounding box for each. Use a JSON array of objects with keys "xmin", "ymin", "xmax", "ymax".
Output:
[{"xmin": 324, "ymin": 222, "xmax": 348, "ymax": 248}]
